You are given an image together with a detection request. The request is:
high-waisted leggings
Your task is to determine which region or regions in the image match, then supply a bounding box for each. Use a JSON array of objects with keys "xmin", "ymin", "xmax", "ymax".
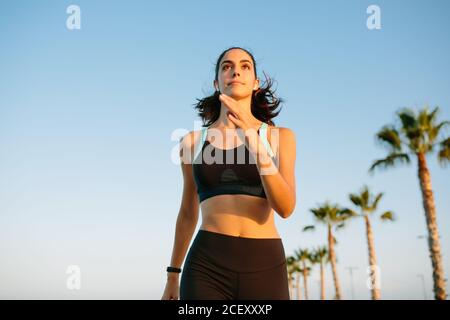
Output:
[{"xmin": 180, "ymin": 229, "xmax": 290, "ymax": 300}]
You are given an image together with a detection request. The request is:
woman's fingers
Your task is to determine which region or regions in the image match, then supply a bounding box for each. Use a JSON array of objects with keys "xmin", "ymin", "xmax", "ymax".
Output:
[{"xmin": 219, "ymin": 94, "xmax": 239, "ymax": 116}]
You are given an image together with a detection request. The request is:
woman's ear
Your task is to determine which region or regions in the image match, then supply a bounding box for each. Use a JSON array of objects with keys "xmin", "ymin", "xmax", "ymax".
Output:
[{"xmin": 253, "ymin": 78, "xmax": 260, "ymax": 90}]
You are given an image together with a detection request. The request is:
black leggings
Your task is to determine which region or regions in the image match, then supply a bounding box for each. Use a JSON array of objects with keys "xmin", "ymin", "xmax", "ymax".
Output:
[{"xmin": 180, "ymin": 229, "xmax": 290, "ymax": 300}]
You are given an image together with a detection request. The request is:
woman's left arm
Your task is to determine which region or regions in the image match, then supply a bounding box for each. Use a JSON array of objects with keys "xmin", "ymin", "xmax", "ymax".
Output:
[{"xmin": 245, "ymin": 127, "xmax": 297, "ymax": 219}]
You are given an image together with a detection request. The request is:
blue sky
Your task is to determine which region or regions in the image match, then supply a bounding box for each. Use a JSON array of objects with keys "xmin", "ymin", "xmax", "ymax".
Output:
[{"xmin": 0, "ymin": 0, "xmax": 449, "ymax": 299}]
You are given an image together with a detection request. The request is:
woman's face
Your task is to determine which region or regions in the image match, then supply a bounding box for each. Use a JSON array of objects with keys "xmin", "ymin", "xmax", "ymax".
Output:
[{"xmin": 214, "ymin": 49, "xmax": 259, "ymax": 100}]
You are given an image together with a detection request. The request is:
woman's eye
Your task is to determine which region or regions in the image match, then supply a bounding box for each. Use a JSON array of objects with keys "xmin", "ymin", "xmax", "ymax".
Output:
[{"xmin": 222, "ymin": 64, "xmax": 250, "ymax": 70}]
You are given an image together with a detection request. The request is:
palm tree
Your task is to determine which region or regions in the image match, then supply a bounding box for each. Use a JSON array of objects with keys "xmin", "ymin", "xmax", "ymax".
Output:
[
  {"xmin": 294, "ymin": 249, "xmax": 312, "ymax": 300},
  {"xmin": 295, "ymin": 269, "xmax": 302, "ymax": 300},
  {"xmin": 286, "ymin": 256, "xmax": 298, "ymax": 300},
  {"xmin": 311, "ymin": 246, "xmax": 329, "ymax": 300},
  {"xmin": 369, "ymin": 106, "xmax": 449, "ymax": 300},
  {"xmin": 346, "ymin": 185, "xmax": 394, "ymax": 300},
  {"xmin": 304, "ymin": 202, "xmax": 355, "ymax": 299}
]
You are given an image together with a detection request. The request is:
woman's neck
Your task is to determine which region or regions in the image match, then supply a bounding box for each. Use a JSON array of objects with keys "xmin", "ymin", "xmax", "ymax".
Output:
[{"xmin": 211, "ymin": 95, "xmax": 261, "ymax": 130}]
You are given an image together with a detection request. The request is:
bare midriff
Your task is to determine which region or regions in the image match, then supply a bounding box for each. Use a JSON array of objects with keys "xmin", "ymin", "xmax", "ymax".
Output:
[{"xmin": 199, "ymin": 194, "xmax": 281, "ymax": 239}]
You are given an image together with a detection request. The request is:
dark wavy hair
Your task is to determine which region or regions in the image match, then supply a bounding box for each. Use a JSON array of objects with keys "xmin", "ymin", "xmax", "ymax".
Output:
[{"xmin": 193, "ymin": 46, "xmax": 283, "ymax": 127}]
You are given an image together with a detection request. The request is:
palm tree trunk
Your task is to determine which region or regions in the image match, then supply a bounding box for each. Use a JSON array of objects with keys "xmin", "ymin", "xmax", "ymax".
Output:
[
  {"xmin": 320, "ymin": 261, "xmax": 325, "ymax": 300},
  {"xmin": 417, "ymin": 152, "xmax": 447, "ymax": 300},
  {"xmin": 302, "ymin": 264, "xmax": 309, "ymax": 300},
  {"xmin": 288, "ymin": 276, "xmax": 293, "ymax": 300},
  {"xmin": 328, "ymin": 224, "xmax": 342, "ymax": 300},
  {"xmin": 365, "ymin": 215, "xmax": 381, "ymax": 300},
  {"xmin": 296, "ymin": 272, "xmax": 301, "ymax": 300}
]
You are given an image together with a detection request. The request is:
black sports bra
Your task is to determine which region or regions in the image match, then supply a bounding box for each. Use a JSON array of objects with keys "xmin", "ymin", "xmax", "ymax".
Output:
[{"xmin": 192, "ymin": 122, "xmax": 276, "ymax": 203}]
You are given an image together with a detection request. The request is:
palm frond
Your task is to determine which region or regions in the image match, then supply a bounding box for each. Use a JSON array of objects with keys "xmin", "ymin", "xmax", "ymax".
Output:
[
  {"xmin": 369, "ymin": 152, "xmax": 411, "ymax": 173},
  {"xmin": 380, "ymin": 211, "xmax": 395, "ymax": 221},
  {"xmin": 370, "ymin": 192, "xmax": 384, "ymax": 211},
  {"xmin": 349, "ymin": 193, "xmax": 362, "ymax": 207},
  {"xmin": 422, "ymin": 107, "xmax": 449, "ymax": 150},
  {"xmin": 361, "ymin": 186, "xmax": 369, "ymax": 207},
  {"xmin": 375, "ymin": 126, "xmax": 403, "ymax": 151},
  {"xmin": 427, "ymin": 118, "xmax": 449, "ymax": 144},
  {"xmin": 438, "ymin": 137, "xmax": 450, "ymax": 168},
  {"xmin": 309, "ymin": 207, "xmax": 328, "ymax": 223},
  {"xmin": 428, "ymin": 106, "xmax": 440, "ymax": 123},
  {"xmin": 310, "ymin": 246, "xmax": 329, "ymax": 264},
  {"xmin": 340, "ymin": 207, "xmax": 358, "ymax": 218},
  {"xmin": 303, "ymin": 225, "xmax": 315, "ymax": 232},
  {"xmin": 336, "ymin": 223, "xmax": 346, "ymax": 230},
  {"xmin": 294, "ymin": 248, "xmax": 313, "ymax": 266},
  {"xmin": 418, "ymin": 106, "xmax": 433, "ymax": 128},
  {"xmin": 397, "ymin": 108, "xmax": 418, "ymax": 131},
  {"xmin": 309, "ymin": 202, "xmax": 355, "ymax": 230},
  {"xmin": 398, "ymin": 108, "xmax": 424, "ymax": 150}
]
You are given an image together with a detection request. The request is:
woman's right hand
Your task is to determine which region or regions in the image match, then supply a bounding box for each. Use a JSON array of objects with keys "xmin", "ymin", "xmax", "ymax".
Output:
[{"xmin": 161, "ymin": 276, "xmax": 180, "ymax": 300}]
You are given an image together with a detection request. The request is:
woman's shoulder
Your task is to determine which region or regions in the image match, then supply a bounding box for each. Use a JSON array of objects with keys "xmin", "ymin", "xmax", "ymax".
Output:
[
  {"xmin": 267, "ymin": 125, "xmax": 296, "ymax": 141},
  {"xmin": 180, "ymin": 129, "xmax": 204, "ymax": 147},
  {"xmin": 179, "ymin": 130, "xmax": 204, "ymax": 163},
  {"xmin": 261, "ymin": 124, "xmax": 295, "ymax": 158},
  {"xmin": 266, "ymin": 125, "xmax": 296, "ymax": 161}
]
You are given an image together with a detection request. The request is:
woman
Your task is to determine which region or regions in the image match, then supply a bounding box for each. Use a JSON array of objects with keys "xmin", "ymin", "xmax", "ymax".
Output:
[{"xmin": 161, "ymin": 46, "xmax": 296, "ymax": 300}]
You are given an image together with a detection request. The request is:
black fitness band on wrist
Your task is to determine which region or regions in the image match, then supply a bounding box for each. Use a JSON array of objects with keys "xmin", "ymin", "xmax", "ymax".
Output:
[{"xmin": 167, "ymin": 266, "xmax": 182, "ymax": 273}]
